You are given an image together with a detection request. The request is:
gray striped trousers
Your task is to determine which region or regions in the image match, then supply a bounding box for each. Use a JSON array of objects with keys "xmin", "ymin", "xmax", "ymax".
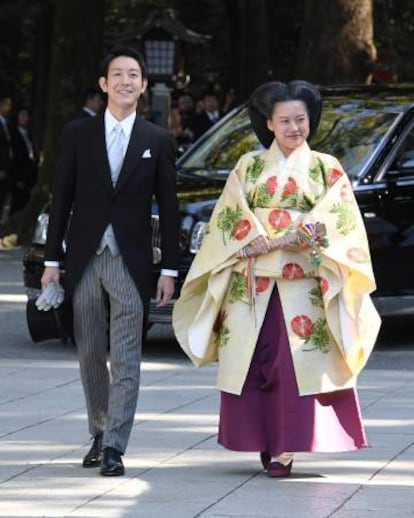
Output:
[{"xmin": 73, "ymin": 247, "xmax": 143, "ymax": 453}]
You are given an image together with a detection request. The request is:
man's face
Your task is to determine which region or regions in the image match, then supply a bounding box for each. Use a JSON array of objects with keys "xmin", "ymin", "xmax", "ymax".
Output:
[
  {"xmin": 99, "ymin": 56, "xmax": 147, "ymax": 112},
  {"xmin": 204, "ymin": 95, "xmax": 218, "ymax": 113},
  {"xmin": 178, "ymin": 95, "xmax": 194, "ymax": 114},
  {"xmin": 18, "ymin": 109, "xmax": 30, "ymax": 127},
  {"xmin": 0, "ymin": 98, "xmax": 12, "ymax": 117}
]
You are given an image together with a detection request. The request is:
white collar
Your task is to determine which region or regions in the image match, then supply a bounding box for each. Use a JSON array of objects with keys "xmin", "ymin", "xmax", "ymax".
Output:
[
  {"xmin": 207, "ymin": 110, "xmax": 219, "ymax": 120},
  {"xmin": 104, "ymin": 109, "xmax": 136, "ymax": 139},
  {"xmin": 83, "ymin": 107, "xmax": 97, "ymax": 117}
]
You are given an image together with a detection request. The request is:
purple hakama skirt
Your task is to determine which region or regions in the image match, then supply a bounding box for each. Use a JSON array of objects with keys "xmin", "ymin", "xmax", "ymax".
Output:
[{"xmin": 218, "ymin": 288, "xmax": 367, "ymax": 456}]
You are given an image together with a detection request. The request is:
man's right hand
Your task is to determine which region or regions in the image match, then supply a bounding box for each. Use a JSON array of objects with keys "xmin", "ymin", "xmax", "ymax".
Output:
[{"xmin": 41, "ymin": 266, "xmax": 60, "ymax": 290}]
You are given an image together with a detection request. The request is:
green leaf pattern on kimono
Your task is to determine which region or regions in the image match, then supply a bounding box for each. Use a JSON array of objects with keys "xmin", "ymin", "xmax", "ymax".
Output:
[
  {"xmin": 330, "ymin": 203, "xmax": 357, "ymax": 235},
  {"xmin": 217, "ymin": 204, "xmax": 247, "ymax": 244},
  {"xmin": 309, "ymin": 286, "xmax": 324, "ymax": 308},
  {"xmin": 303, "ymin": 318, "xmax": 330, "ymax": 353},
  {"xmin": 297, "ymin": 192, "xmax": 316, "ymax": 211},
  {"xmin": 229, "ymin": 273, "xmax": 248, "ymax": 304},
  {"xmin": 248, "ymin": 182, "xmax": 273, "ymax": 209},
  {"xmin": 213, "ymin": 309, "xmax": 230, "ymax": 347},
  {"xmin": 246, "ymin": 155, "xmax": 266, "ymax": 183},
  {"xmin": 309, "ymin": 157, "xmax": 327, "ymax": 185}
]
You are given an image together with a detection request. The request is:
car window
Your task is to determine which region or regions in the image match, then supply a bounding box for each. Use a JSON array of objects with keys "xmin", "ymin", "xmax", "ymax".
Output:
[
  {"xmin": 179, "ymin": 104, "xmax": 400, "ymax": 181},
  {"xmin": 180, "ymin": 108, "xmax": 262, "ymax": 173},
  {"xmin": 389, "ymin": 124, "xmax": 414, "ymax": 179},
  {"xmin": 313, "ymin": 108, "xmax": 398, "ymax": 179}
]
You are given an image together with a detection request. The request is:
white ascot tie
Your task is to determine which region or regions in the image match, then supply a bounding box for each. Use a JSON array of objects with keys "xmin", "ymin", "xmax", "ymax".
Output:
[{"xmin": 107, "ymin": 123, "xmax": 126, "ymax": 186}]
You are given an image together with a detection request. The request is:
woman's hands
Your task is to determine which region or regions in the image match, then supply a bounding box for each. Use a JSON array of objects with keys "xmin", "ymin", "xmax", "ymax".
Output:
[
  {"xmin": 237, "ymin": 223, "xmax": 328, "ymax": 260},
  {"xmin": 238, "ymin": 236, "xmax": 270, "ymax": 259},
  {"xmin": 238, "ymin": 232, "xmax": 306, "ymax": 259}
]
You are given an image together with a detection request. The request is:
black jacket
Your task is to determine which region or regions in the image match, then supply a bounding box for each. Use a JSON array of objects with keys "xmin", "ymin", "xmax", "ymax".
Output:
[
  {"xmin": 45, "ymin": 113, "xmax": 180, "ymax": 308},
  {"xmin": 0, "ymin": 120, "xmax": 12, "ymax": 175}
]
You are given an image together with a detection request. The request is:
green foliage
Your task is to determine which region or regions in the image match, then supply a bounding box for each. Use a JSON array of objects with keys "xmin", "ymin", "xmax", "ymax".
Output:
[
  {"xmin": 373, "ymin": 0, "xmax": 414, "ymax": 82},
  {"xmin": 254, "ymin": 183, "xmax": 273, "ymax": 207},
  {"xmin": 330, "ymin": 203, "xmax": 357, "ymax": 235},
  {"xmin": 246, "ymin": 155, "xmax": 266, "ymax": 183},
  {"xmin": 303, "ymin": 318, "xmax": 330, "ymax": 353},
  {"xmin": 309, "ymin": 286, "xmax": 324, "ymax": 308},
  {"xmin": 309, "ymin": 158, "xmax": 326, "ymax": 185},
  {"xmin": 229, "ymin": 273, "xmax": 248, "ymax": 303},
  {"xmin": 297, "ymin": 193, "xmax": 315, "ymax": 210},
  {"xmin": 217, "ymin": 204, "xmax": 242, "ymax": 244}
]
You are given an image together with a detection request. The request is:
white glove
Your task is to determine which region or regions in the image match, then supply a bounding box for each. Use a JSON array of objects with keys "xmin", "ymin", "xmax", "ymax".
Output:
[{"xmin": 35, "ymin": 282, "xmax": 65, "ymax": 311}]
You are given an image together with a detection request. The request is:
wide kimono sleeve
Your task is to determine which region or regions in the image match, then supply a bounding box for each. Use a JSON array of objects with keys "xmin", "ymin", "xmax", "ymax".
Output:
[
  {"xmin": 259, "ymin": 152, "xmax": 381, "ymax": 386},
  {"xmin": 310, "ymin": 155, "xmax": 381, "ymax": 376},
  {"xmin": 172, "ymin": 152, "xmax": 266, "ymax": 366}
]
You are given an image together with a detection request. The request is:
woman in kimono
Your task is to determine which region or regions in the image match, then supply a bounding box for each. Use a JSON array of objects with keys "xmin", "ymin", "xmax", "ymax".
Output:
[{"xmin": 173, "ymin": 81, "xmax": 381, "ymax": 477}]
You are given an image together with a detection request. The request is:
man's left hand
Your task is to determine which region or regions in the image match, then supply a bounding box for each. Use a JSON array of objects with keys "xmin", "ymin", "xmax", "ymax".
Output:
[{"xmin": 156, "ymin": 275, "xmax": 175, "ymax": 307}]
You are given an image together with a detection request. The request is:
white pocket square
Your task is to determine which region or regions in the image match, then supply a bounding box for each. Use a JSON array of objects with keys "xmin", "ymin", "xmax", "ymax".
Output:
[{"xmin": 142, "ymin": 149, "xmax": 152, "ymax": 158}]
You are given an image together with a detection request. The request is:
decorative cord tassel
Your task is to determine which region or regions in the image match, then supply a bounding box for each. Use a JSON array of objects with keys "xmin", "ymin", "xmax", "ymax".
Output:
[
  {"xmin": 246, "ymin": 256, "xmax": 257, "ymax": 325},
  {"xmin": 296, "ymin": 222, "xmax": 329, "ymax": 267}
]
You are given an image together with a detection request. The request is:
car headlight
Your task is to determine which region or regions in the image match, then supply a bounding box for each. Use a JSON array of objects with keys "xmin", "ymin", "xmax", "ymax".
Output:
[
  {"xmin": 189, "ymin": 221, "xmax": 208, "ymax": 254},
  {"xmin": 32, "ymin": 213, "xmax": 49, "ymax": 245}
]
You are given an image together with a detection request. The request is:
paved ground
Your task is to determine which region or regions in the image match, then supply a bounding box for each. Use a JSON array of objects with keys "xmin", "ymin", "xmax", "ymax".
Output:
[{"xmin": 1, "ymin": 247, "xmax": 414, "ymax": 517}]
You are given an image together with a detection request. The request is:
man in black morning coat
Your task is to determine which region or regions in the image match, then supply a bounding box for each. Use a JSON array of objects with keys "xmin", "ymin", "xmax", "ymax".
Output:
[{"xmin": 42, "ymin": 47, "xmax": 179, "ymax": 476}]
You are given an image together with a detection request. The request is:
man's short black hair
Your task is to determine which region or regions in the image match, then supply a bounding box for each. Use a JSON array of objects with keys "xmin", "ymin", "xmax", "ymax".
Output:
[
  {"xmin": 202, "ymin": 90, "xmax": 218, "ymax": 100},
  {"xmin": 100, "ymin": 47, "xmax": 148, "ymax": 80},
  {"xmin": 0, "ymin": 92, "xmax": 12, "ymax": 103},
  {"xmin": 83, "ymin": 87, "xmax": 102, "ymax": 102}
]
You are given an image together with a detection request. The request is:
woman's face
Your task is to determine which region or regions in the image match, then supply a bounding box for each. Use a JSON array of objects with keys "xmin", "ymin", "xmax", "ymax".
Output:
[{"xmin": 266, "ymin": 100, "xmax": 310, "ymax": 156}]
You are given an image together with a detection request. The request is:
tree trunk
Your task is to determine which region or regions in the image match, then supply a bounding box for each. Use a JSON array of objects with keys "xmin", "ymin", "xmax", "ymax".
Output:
[
  {"xmin": 41, "ymin": 0, "xmax": 105, "ymax": 188},
  {"xmin": 296, "ymin": 0, "xmax": 376, "ymax": 84},
  {"xmin": 9, "ymin": 0, "xmax": 105, "ymax": 245},
  {"xmin": 31, "ymin": 0, "xmax": 54, "ymax": 154},
  {"xmin": 226, "ymin": 0, "xmax": 272, "ymax": 100}
]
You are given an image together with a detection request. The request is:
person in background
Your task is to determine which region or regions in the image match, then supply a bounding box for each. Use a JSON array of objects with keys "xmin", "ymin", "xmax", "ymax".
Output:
[
  {"xmin": 170, "ymin": 92, "xmax": 195, "ymax": 148},
  {"xmin": 221, "ymin": 87, "xmax": 237, "ymax": 115},
  {"xmin": 173, "ymin": 80, "xmax": 380, "ymax": 478},
  {"xmin": 9, "ymin": 106, "xmax": 39, "ymax": 215},
  {"xmin": 77, "ymin": 87, "xmax": 105, "ymax": 118},
  {"xmin": 41, "ymin": 47, "xmax": 179, "ymax": 477},
  {"xmin": 188, "ymin": 91, "xmax": 221, "ymax": 141},
  {"xmin": 0, "ymin": 93, "xmax": 13, "ymax": 225}
]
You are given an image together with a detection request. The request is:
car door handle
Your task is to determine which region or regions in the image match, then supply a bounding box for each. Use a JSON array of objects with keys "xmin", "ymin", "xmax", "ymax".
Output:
[{"xmin": 363, "ymin": 212, "xmax": 377, "ymax": 218}]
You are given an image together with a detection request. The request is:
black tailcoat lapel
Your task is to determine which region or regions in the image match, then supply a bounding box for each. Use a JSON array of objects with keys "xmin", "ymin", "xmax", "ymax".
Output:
[{"xmin": 90, "ymin": 114, "xmax": 113, "ymax": 194}]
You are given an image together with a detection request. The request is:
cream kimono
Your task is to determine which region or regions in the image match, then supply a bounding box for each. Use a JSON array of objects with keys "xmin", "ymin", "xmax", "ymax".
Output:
[{"xmin": 173, "ymin": 140, "xmax": 381, "ymax": 396}]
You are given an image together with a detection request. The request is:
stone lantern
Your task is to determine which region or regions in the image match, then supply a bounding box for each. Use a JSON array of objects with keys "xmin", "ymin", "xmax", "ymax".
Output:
[{"xmin": 122, "ymin": 9, "xmax": 211, "ymax": 127}]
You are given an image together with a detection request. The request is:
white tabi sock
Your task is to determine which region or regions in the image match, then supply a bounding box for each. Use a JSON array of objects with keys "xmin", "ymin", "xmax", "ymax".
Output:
[{"xmin": 270, "ymin": 452, "xmax": 294, "ymax": 466}]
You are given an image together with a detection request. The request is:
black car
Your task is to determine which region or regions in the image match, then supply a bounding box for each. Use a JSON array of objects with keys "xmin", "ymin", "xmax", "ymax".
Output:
[{"xmin": 23, "ymin": 85, "xmax": 414, "ymax": 342}]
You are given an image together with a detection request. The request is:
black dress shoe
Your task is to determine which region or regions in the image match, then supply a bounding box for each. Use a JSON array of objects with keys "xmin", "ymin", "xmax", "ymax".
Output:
[
  {"xmin": 82, "ymin": 434, "xmax": 103, "ymax": 468},
  {"xmin": 100, "ymin": 447, "xmax": 124, "ymax": 476}
]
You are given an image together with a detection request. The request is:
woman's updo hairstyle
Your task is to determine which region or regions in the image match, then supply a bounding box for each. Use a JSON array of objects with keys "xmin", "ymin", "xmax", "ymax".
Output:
[{"xmin": 248, "ymin": 80, "xmax": 322, "ymax": 148}]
